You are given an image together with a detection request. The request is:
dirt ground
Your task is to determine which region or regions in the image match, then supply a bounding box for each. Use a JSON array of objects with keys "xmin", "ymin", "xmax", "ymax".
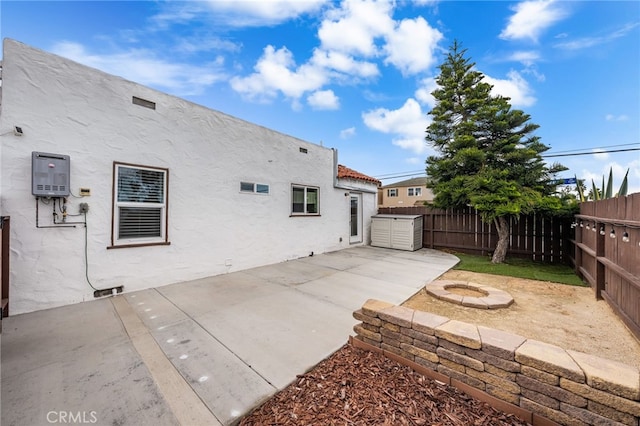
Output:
[{"xmin": 402, "ymin": 270, "xmax": 640, "ymax": 368}]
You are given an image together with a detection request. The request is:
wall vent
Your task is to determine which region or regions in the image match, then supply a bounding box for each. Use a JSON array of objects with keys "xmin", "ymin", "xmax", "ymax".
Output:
[
  {"xmin": 132, "ymin": 96, "xmax": 156, "ymax": 110},
  {"xmin": 299, "ymin": 147, "xmax": 308, "ymax": 154}
]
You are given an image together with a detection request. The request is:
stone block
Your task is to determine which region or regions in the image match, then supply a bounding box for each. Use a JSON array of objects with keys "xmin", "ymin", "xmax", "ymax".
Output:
[
  {"xmin": 413, "ymin": 339, "xmax": 437, "ymax": 354},
  {"xmin": 521, "ymin": 388, "xmax": 560, "ymax": 409},
  {"xmin": 435, "ymin": 319, "xmax": 481, "ymax": 349},
  {"xmin": 380, "ymin": 328, "xmax": 412, "ymax": 345},
  {"xmin": 353, "ymin": 309, "xmax": 382, "ymax": 326},
  {"xmin": 520, "ymin": 398, "xmax": 586, "ymax": 426},
  {"xmin": 400, "ymin": 343, "xmax": 438, "ymax": 363},
  {"xmin": 401, "ymin": 327, "xmax": 438, "ymax": 345},
  {"xmin": 412, "ymin": 310, "xmax": 449, "ymax": 335},
  {"xmin": 378, "ymin": 305, "xmax": 414, "ymax": 328},
  {"xmin": 383, "ymin": 322, "xmax": 400, "ymax": 332},
  {"xmin": 515, "ymin": 340, "xmax": 585, "ymax": 383},
  {"xmin": 484, "ymin": 363, "xmax": 517, "ymax": 381},
  {"xmin": 517, "ymin": 375, "xmax": 587, "ymax": 407},
  {"xmin": 461, "ymin": 296, "xmax": 489, "ymax": 309},
  {"xmin": 415, "ymin": 354, "xmax": 439, "ymax": 368},
  {"xmin": 588, "ymin": 400, "xmax": 639, "ymax": 426},
  {"xmin": 440, "ymin": 339, "xmax": 466, "ymax": 354},
  {"xmin": 381, "ymin": 342, "xmax": 411, "ymax": 360},
  {"xmin": 567, "ymin": 350, "xmax": 640, "ymax": 401},
  {"xmin": 437, "ymin": 347, "xmax": 484, "ymax": 371},
  {"xmin": 521, "ymin": 365, "xmax": 559, "ymax": 386},
  {"xmin": 361, "ymin": 322, "xmax": 379, "ymax": 333},
  {"xmin": 478, "ymin": 325, "xmax": 526, "ymax": 360},
  {"xmin": 382, "ymin": 336, "xmax": 402, "ymax": 349},
  {"xmin": 438, "ymin": 364, "xmax": 485, "ymax": 390},
  {"xmin": 466, "ymin": 348, "xmax": 521, "ymax": 372},
  {"xmin": 361, "ymin": 299, "xmax": 395, "ymax": 317},
  {"xmin": 486, "ymin": 384, "xmax": 520, "ymax": 406},
  {"xmin": 439, "ymin": 358, "xmax": 466, "ymax": 373},
  {"xmin": 561, "ymin": 402, "xmax": 630, "ymax": 426},
  {"xmin": 560, "ymin": 379, "xmax": 640, "ymax": 417},
  {"xmin": 466, "ymin": 368, "xmax": 520, "ymax": 394},
  {"xmin": 353, "ymin": 324, "xmax": 381, "ymax": 342}
]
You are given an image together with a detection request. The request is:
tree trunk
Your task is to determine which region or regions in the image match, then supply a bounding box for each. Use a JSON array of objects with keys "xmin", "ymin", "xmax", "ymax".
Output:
[{"xmin": 492, "ymin": 216, "xmax": 510, "ymax": 264}]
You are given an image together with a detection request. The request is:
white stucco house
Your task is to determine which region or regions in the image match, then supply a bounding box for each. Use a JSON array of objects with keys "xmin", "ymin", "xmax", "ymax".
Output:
[{"xmin": 0, "ymin": 39, "xmax": 380, "ymax": 315}]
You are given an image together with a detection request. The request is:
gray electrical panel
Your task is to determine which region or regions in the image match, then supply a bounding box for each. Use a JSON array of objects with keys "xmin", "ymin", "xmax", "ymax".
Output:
[{"xmin": 32, "ymin": 151, "xmax": 70, "ymax": 197}]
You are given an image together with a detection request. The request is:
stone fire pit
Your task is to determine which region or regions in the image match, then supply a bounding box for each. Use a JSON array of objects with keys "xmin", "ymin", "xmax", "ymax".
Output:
[{"xmin": 425, "ymin": 280, "xmax": 514, "ymax": 309}]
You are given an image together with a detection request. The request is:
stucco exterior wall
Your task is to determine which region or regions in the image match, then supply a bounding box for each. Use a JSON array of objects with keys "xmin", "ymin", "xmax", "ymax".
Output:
[{"xmin": 0, "ymin": 39, "xmax": 377, "ymax": 314}]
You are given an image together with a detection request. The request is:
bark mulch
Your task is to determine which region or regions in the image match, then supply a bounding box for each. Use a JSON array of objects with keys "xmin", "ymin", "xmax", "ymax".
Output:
[{"xmin": 239, "ymin": 343, "xmax": 530, "ymax": 425}]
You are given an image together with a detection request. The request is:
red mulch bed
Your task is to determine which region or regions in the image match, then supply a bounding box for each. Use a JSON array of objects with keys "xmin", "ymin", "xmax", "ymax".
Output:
[{"xmin": 239, "ymin": 343, "xmax": 529, "ymax": 425}]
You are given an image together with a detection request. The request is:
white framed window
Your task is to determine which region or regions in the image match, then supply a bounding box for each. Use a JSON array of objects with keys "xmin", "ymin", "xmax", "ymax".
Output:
[
  {"xmin": 408, "ymin": 187, "xmax": 422, "ymax": 196},
  {"xmin": 240, "ymin": 182, "xmax": 270, "ymax": 194},
  {"xmin": 292, "ymin": 185, "xmax": 319, "ymax": 215},
  {"xmin": 111, "ymin": 162, "xmax": 169, "ymax": 247},
  {"xmin": 387, "ymin": 188, "xmax": 398, "ymax": 197}
]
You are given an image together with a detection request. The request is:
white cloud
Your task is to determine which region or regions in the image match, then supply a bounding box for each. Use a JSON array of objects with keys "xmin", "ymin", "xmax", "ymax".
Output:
[
  {"xmin": 340, "ymin": 127, "xmax": 356, "ymax": 139},
  {"xmin": 592, "ymin": 149, "xmax": 609, "ymax": 160},
  {"xmin": 406, "ymin": 157, "xmax": 423, "ymax": 165},
  {"xmin": 230, "ymin": 45, "xmax": 328, "ymax": 102},
  {"xmin": 579, "ymin": 159, "xmax": 640, "ymax": 195},
  {"xmin": 51, "ymin": 42, "xmax": 225, "ymax": 95},
  {"xmin": 554, "ymin": 23, "xmax": 640, "ymax": 50},
  {"xmin": 200, "ymin": 0, "xmax": 325, "ymax": 27},
  {"xmin": 362, "ymin": 98, "xmax": 430, "ymax": 155},
  {"xmin": 318, "ymin": 0, "xmax": 395, "ymax": 56},
  {"xmin": 310, "ymin": 49, "xmax": 379, "ymax": 78},
  {"xmin": 484, "ymin": 70, "xmax": 536, "ymax": 107},
  {"xmin": 605, "ymin": 114, "xmax": 629, "ymax": 122},
  {"xmin": 307, "ymin": 89, "xmax": 340, "ymax": 110},
  {"xmin": 414, "ymin": 77, "xmax": 438, "ymax": 108},
  {"xmin": 383, "ymin": 16, "xmax": 443, "ymax": 76},
  {"xmin": 507, "ymin": 50, "xmax": 541, "ymax": 66},
  {"xmin": 500, "ymin": 0, "xmax": 568, "ymax": 42}
]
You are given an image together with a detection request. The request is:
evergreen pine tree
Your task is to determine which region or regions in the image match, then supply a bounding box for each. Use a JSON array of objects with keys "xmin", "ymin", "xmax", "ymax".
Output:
[{"xmin": 426, "ymin": 41, "xmax": 566, "ymax": 263}]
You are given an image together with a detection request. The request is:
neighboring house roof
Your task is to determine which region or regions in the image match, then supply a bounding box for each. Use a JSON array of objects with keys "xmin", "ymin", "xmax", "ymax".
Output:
[
  {"xmin": 381, "ymin": 177, "xmax": 427, "ymax": 188},
  {"xmin": 338, "ymin": 164, "xmax": 381, "ymax": 186}
]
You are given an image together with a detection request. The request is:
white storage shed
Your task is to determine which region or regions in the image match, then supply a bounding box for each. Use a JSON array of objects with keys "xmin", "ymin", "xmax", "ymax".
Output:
[{"xmin": 370, "ymin": 214, "xmax": 423, "ymax": 251}]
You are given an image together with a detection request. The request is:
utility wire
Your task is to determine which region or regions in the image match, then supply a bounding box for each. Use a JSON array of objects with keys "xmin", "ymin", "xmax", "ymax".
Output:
[
  {"xmin": 542, "ymin": 148, "xmax": 639, "ymax": 158},
  {"xmin": 545, "ymin": 143, "xmax": 638, "ymax": 155},
  {"xmin": 374, "ymin": 146, "xmax": 640, "ymax": 180}
]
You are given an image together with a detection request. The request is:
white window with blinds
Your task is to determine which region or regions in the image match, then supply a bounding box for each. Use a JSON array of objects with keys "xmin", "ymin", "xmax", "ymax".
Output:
[{"xmin": 111, "ymin": 162, "xmax": 169, "ymax": 247}]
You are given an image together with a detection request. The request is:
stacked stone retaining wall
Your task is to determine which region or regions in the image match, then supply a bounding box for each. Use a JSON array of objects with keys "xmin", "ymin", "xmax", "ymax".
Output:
[{"xmin": 352, "ymin": 299, "xmax": 640, "ymax": 426}]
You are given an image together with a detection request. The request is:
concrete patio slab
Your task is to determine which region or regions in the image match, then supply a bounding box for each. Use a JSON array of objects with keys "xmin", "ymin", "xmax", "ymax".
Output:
[
  {"xmin": 1, "ymin": 299, "xmax": 179, "ymax": 426},
  {"xmin": 156, "ymin": 272, "xmax": 286, "ymax": 318},
  {"xmin": 151, "ymin": 319, "xmax": 276, "ymax": 425},
  {"xmin": 1, "ymin": 246, "xmax": 459, "ymax": 425},
  {"xmin": 194, "ymin": 288, "xmax": 353, "ymax": 390}
]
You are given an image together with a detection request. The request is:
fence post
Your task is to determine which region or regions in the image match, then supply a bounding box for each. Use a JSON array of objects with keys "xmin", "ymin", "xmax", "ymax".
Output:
[{"xmin": 594, "ymin": 220, "xmax": 605, "ymax": 300}]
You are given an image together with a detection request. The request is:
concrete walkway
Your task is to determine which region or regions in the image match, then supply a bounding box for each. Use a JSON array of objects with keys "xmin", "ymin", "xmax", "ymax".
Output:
[{"xmin": 1, "ymin": 246, "xmax": 458, "ymax": 426}]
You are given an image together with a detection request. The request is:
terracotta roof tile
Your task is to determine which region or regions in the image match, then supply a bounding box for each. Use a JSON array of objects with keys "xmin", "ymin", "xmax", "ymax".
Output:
[{"xmin": 337, "ymin": 164, "xmax": 381, "ymax": 185}]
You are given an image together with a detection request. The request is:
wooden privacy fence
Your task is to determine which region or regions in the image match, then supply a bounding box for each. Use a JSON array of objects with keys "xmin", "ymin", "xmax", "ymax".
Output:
[
  {"xmin": 377, "ymin": 206, "xmax": 572, "ymax": 263},
  {"xmin": 573, "ymin": 194, "xmax": 640, "ymax": 341}
]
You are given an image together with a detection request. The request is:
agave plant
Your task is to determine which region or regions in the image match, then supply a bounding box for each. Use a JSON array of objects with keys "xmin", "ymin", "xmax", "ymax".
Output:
[{"xmin": 576, "ymin": 167, "xmax": 629, "ymax": 202}]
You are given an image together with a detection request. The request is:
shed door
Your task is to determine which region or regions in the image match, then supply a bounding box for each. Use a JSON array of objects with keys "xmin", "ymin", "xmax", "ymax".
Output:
[{"xmin": 349, "ymin": 193, "xmax": 362, "ymax": 243}]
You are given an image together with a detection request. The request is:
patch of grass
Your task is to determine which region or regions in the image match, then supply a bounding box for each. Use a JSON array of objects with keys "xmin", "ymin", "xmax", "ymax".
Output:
[{"xmin": 452, "ymin": 253, "xmax": 587, "ymax": 286}]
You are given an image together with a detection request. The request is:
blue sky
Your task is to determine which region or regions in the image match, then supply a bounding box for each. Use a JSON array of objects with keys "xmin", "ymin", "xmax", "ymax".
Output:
[{"xmin": 2, "ymin": 0, "xmax": 639, "ymax": 193}]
